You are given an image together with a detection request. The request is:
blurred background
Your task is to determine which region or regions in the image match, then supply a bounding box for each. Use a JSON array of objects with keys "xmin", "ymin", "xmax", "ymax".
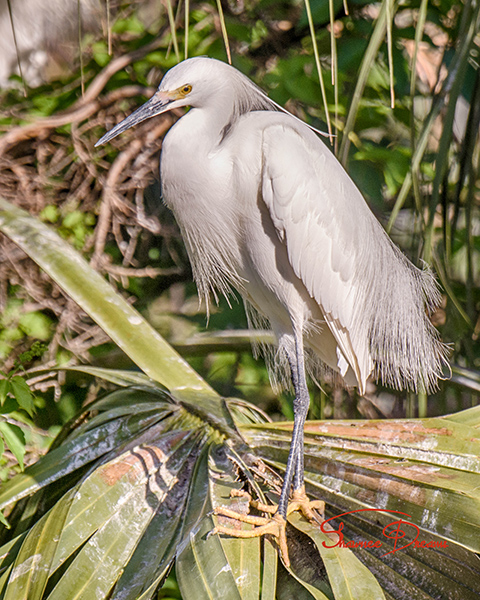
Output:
[{"xmin": 0, "ymin": 0, "xmax": 479, "ymax": 478}]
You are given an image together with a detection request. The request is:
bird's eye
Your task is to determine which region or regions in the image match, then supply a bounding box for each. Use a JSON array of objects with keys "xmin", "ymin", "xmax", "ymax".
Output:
[{"xmin": 180, "ymin": 84, "xmax": 192, "ymax": 96}]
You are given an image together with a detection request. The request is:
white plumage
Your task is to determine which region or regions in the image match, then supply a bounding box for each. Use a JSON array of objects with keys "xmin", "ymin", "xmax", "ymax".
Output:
[{"xmin": 97, "ymin": 56, "xmax": 449, "ymax": 537}]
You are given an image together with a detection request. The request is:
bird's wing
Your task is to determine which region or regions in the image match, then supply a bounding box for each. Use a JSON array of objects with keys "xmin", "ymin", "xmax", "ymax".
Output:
[{"xmin": 261, "ymin": 124, "xmax": 382, "ymax": 392}]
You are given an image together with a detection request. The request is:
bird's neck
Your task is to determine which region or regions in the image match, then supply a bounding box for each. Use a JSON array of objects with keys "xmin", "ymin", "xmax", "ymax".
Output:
[
  {"xmin": 173, "ymin": 93, "xmax": 237, "ymax": 153},
  {"xmin": 161, "ymin": 94, "xmax": 238, "ymax": 199}
]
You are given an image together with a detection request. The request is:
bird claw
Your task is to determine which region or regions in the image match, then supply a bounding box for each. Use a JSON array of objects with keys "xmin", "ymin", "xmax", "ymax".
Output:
[
  {"xmin": 213, "ymin": 486, "xmax": 324, "ymax": 568},
  {"xmin": 288, "ymin": 486, "xmax": 325, "ymax": 524}
]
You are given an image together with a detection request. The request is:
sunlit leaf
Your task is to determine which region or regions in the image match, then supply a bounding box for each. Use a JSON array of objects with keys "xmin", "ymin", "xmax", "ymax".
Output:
[
  {"xmin": 289, "ymin": 513, "xmax": 385, "ymax": 600},
  {"xmin": 0, "ymin": 422, "xmax": 25, "ymax": 470},
  {"xmin": 3, "ymin": 489, "xmax": 75, "ymax": 600},
  {"xmin": 10, "ymin": 377, "xmax": 35, "ymax": 417},
  {"xmin": 0, "ymin": 198, "xmax": 211, "ymax": 396},
  {"xmin": 0, "ymin": 399, "xmax": 171, "ymax": 511},
  {"xmin": 0, "ymin": 380, "xmax": 9, "ymax": 406},
  {"xmin": 176, "ymin": 445, "xmax": 262, "ymax": 599}
]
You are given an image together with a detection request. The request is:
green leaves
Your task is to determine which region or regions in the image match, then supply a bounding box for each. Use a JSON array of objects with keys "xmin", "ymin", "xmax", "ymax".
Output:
[
  {"xmin": 0, "ymin": 198, "xmax": 210, "ymax": 396},
  {"xmin": 0, "ymin": 387, "xmax": 175, "ymax": 513},
  {"xmin": 0, "ymin": 342, "xmax": 44, "ymax": 475},
  {"xmin": 0, "ymin": 373, "xmax": 36, "ymax": 417},
  {"xmin": 0, "ymin": 384, "xmax": 260, "ymax": 599},
  {"xmin": 2, "ymin": 372, "xmax": 478, "ymax": 599},
  {"xmin": 240, "ymin": 414, "xmax": 480, "ymax": 598},
  {"xmin": 0, "ymin": 381, "xmax": 7, "ymax": 406},
  {"xmin": 1, "ymin": 155, "xmax": 479, "ymax": 598},
  {"xmin": 3, "ymin": 489, "xmax": 75, "ymax": 600},
  {"xmin": 177, "ymin": 446, "xmax": 253, "ymax": 600},
  {"xmin": 8, "ymin": 377, "xmax": 35, "ymax": 417},
  {"xmin": 47, "ymin": 439, "xmax": 193, "ymax": 599},
  {"xmin": 0, "ymin": 422, "xmax": 25, "ymax": 471}
]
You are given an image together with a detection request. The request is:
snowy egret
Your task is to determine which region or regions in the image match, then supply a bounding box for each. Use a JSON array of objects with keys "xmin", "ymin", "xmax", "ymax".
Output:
[{"xmin": 96, "ymin": 56, "xmax": 448, "ymax": 566}]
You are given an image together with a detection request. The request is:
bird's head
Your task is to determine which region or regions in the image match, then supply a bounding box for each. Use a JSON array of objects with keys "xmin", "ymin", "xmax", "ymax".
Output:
[{"xmin": 95, "ymin": 57, "xmax": 244, "ymax": 147}]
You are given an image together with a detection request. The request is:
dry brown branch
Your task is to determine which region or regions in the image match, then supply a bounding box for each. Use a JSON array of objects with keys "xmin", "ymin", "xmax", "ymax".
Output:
[
  {"xmin": 0, "ymin": 85, "xmax": 154, "ymax": 157},
  {"xmin": 0, "ymin": 43, "xmax": 189, "ymax": 369},
  {"xmin": 91, "ymin": 137, "xmax": 142, "ymax": 264},
  {"xmin": 78, "ymin": 37, "xmax": 165, "ymax": 105},
  {"xmin": 0, "ymin": 100, "xmax": 102, "ymax": 157},
  {"xmin": 0, "ymin": 29, "xmax": 166, "ymax": 157}
]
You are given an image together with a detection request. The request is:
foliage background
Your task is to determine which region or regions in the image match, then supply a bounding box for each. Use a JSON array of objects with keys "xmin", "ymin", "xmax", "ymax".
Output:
[{"xmin": 0, "ymin": 0, "xmax": 479, "ymax": 597}]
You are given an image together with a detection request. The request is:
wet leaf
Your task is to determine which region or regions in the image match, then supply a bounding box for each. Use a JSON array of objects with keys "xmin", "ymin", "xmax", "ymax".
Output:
[
  {"xmin": 50, "ymin": 429, "xmax": 194, "ymax": 573},
  {"xmin": 46, "ymin": 432, "xmax": 197, "ymax": 599},
  {"xmin": 108, "ymin": 433, "xmax": 202, "ymax": 600},
  {"xmin": 176, "ymin": 445, "xmax": 261, "ymax": 599},
  {"xmin": 3, "ymin": 489, "xmax": 75, "ymax": 600},
  {"xmin": 239, "ymin": 410, "xmax": 480, "ymax": 598},
  {"xmin": 289, "ymin": 513, "xmax": 385, "ymax": 600},
  {"xmin": 0, "ymin": 410, "xmax": 166, "ymax": 511}
]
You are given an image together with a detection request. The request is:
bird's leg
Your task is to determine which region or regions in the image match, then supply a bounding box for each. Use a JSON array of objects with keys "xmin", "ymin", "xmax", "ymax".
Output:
[
  {"xmin": 213, "ymin": 328, "xmax": 323, "ymax": 567},
  {"xmin": 277, "ymin": 332, "xmax": 324, "ymax": 525},
  {"xmin": 287, "ymin": 347, "xmax": 324, "ymax": 524},
  {"xmin": 276, "ymin": 332, "xmax": 310, "ymax": 518}
]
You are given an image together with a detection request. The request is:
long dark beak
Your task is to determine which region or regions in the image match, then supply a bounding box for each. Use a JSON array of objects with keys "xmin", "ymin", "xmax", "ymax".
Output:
[{"xmin": 95, "ymin": 91, "xmax": 173, "ymax": 146}]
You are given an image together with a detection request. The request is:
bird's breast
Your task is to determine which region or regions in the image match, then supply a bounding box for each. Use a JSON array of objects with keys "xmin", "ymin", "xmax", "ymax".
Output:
[
  {"xmin": 159, "ymin": 113, "xmax": 315, "ymax": 332},
  {"xmin": 160, "ymin": 126, "xmax": 256, "ymax": 300}
]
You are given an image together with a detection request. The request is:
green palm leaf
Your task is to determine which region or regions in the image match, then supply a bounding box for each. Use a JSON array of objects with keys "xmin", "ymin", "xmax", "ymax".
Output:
[{"xmin": 1, "ymin": 196, "xmax": 479, "ymax": 599}]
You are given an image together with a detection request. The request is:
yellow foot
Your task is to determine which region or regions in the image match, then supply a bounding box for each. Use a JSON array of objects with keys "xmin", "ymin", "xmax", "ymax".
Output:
[
  {"xmin": 213, "ymin": 486, "xmax": 324, "ymax": 568},
  {"xmin": 287, "ymin": 486, "xmax": 325, "ymax": 524}
]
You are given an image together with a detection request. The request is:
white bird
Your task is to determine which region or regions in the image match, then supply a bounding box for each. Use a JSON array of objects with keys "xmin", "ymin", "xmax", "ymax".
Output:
[{"xmin": 96, "ymin": 56, "xmax": 448, "ymax": 565}]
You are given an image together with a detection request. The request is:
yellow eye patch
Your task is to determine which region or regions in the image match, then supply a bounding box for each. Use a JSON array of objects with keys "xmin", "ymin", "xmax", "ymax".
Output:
[{"xmin": 176, "ymin": 84, "xmax": 192, "ymax": 98}]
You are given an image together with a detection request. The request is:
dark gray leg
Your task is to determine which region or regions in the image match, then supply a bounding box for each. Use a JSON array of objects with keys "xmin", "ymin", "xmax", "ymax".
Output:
[
  {"xmin": 276, "ymin": 328, "xmax": 310, "ymax": 518},
  {"xmin": 212, "ymin": 326, "xmax": 316, "ymax": 568}
]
